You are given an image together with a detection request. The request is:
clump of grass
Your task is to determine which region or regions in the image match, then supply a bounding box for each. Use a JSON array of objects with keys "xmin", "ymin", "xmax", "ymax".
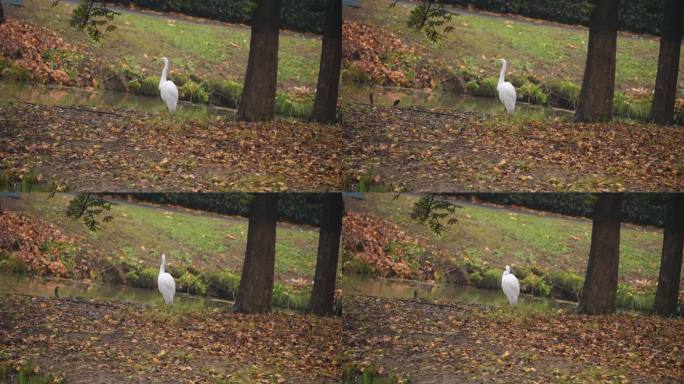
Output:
[
  {"xmin": 342, "ymin": 364, "xmax": 404, "ymax": 384},
  {"xmin": 548, "ymin": 270, "xmax": 583, "ymax": 301},
  {"xmin": 179, "ymin": 80, "xmax": 210, "ymax": 104},
  {"xmin": 521, "ymin": 272, "xmax": 551, "ymax": 296},
  {"xmin": 0, "ymin": 252, "xmax": 30, "ymax": 274},
  {"xmin": 126, "ymin": 267, "xmax": 158, "ymax": 289},
  {"xmin": 0, "ymin": 362, "xmax": 66, "ymax": 384},
  {"xmin": 617, "ymin": 284, "xmax": 655, "ymax": 311},
  {"xmin": 275, "ymin": 92, "xmax": 313, "ymax": 118},
  {"xmin": 0, "ymin": 60, "xmax": 32, "ymax": 82},
  {"xmin": 544, "ymin": 80, "xmax": 580, "ymax": 109},
  {"xmin": 473, "ymin": 268, "xmax": 501, "ymax": 290},
  {"xmin": 519, "ymin": 81, "xmax": 548, "ymax": 105},
  {"xmin": 469, "ymin": 77, "xmax": 498, "ymax": 97},
  {"xmin": 272, "ymin": 283, "xmax": 310, "ymax": 310},
  {"xmin": 128, "ymin": 75, "xmax": 159, "ymax": 97},
  {"xmin": 206, "ymin": 79, "xmax": 242, "ymax": 108},
  {"xmin": 342, "ymin": 251, "xmax": 376, "ymax": 275},
  {"xmin": 342, "ymin": 64, "xmax": 372, "ymax": 84},
  {"xmin": 205, "ymin": 270, "xmax": 241, "ymax": 300},
  {"xmin": 613, "ymin": 92, "xmax": 650, "ymax": 120},
  {"xmin": 177, "ymin": 271, "xmax": 208, "ymax": 295}
]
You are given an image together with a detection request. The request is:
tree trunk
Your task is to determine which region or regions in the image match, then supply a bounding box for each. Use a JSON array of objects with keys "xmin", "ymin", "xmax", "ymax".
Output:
[
  {"xmin": 573, "ymin": 0, "xmax": 620, "ymax": 123},
  {"xmin": 233, "ymin": 193, "xmax": 279, "ymax": 314},
  {"xmin": 0, "ymin": 1, "xmax": 4, "ymax": 24},
  {"xmin": 649, "ymin": 0, "xmax": 684, "ymax": 125},
  {"xmin": 236, "ymin": 0, "xmax": 281, "ymax": 122},
  {"xmin": 577, "ymin": 194, "xmax": 623, "ymax": 315},
  {"xmin": 654, "ymin": 195, "xmax": 684, "ymax": 316},
  {"xmin": 312, "ymin": 0, "xmax": 342, "ymax": 124},
  {"xmin": 310, "ymin": 193, "xmax": 344, "ymax": 316}
]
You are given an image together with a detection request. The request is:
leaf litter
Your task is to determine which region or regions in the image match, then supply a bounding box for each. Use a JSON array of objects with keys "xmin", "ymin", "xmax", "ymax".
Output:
[
  {"xmin": 342, "ymin": 104, "xmax": 684, "ymax": 192},
  {"xmin": 0, "ymin": 294, "xmax": 341, "ymax": 383},
  {"xmin": 0, "ymin": 103, "xmax": 342, "ymax": 191},
  {"xmin": 343, "ymin": 295, "xmax": 684, "ymax": 383}
]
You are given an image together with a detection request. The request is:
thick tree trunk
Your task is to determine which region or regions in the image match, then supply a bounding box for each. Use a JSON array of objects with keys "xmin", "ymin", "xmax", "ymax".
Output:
[
  {"xmin": 236, "ymin": 0, "xmax": 281, "ymax": 122},
  {"xmin": 649, "ymin": 0, "xmax": 684, "ymax": 125},
  {"xmin": 312, "ymin": 0, "xmax": 342, "ymax": 124},
  {"xmin": 577, "ymin": 194, "xmax": 623, "ymax": 315},
  {"xmin": 233, "ymin": 193, "xmax": 279, "ymax": 314},
  {"xmin": 0, "ymin": 1, "xmax": 4, "ymax": 24},
  {"xmin": 654, "ymin": 195, "xmax": 684, "ymax": 316},
  {"xmin": 310, "ymin": 193, "xmax": 344, "ymax": 316},
  {"xmin": 573, "ymin": 0, "xmax": 620, "ymax": 123}
]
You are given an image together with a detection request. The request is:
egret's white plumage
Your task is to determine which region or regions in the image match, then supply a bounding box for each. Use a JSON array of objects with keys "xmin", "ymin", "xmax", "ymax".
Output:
[
  {"xmin": 158, "ymin": 253, "xmax": 176, "ymax": 305},
  {"xmin": 159, "ymin": 57, "xmax": 179, "ymax": 113},
  {"xmin": 501, "ymin": 265, "xmax": 520, "ymax": 305},
  {"xmin": 496, "ymin": 59, "xmax": 516, "ymax": 114}
]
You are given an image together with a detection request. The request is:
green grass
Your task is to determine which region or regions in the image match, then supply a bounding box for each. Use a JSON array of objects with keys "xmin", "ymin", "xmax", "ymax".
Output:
[
  {"xmin": 2, "ymin": 194, "xmax": 320, "ymax": 285},
  {"xmin": 8, "ymin": 0, "xmax": 321, "ymax": 91},
  {"xmin": 346, "ymin": 0, "xmax": 684, "ymax": 95},
  {"xmin": 347, "ymin": 194, "xmax": 671, "ymax": 294}
]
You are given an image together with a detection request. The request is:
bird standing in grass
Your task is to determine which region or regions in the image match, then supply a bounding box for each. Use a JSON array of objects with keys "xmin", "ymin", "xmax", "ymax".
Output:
[
  {"xmin": 159, "ymin": 57, "xmax": 179, "ymax": 113},
  {"xmin": 496, "ymin": 58, "xmax": 516, "ymax": 114},
  {"xmin": 501, "ymin": 265, "xmax": 520, "ymax": 305},
  {"xmin": 158, "ymin": 254, "xmax": 176, "ymax": 305}
]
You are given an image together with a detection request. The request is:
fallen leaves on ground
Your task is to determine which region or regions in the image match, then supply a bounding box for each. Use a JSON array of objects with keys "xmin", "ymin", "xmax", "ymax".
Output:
[
  {"xmin": 343, "ymin": 21, "xmax": 431, "ymax": 88},
  {"xmin": 343, "ymin": 295, "xmax": 684, "ymax": 383},
  {"xmin": 342, "ymin": 212, "xmax": 435, "ymax": 280},
  {"xmin": 0, "ymin": 18, "xmax": 95, "ymax": 87},
  {"xmin": 0, "ymin": 103, "xmax": 342, "ymax": 191},
  {"xmin": 0, "ymin": 294, "xmax": 341, "ymax": 383},
  {"xmin": 342, "ymin": 104, "xmax": 684, "ymax": 191},
  {"xmin": 0, "ymin": 210, "xmax": 88, "ymax": 277}
]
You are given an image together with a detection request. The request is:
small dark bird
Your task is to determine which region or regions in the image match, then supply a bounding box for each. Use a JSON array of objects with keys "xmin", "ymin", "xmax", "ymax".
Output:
[
  {"xmin": 54, "ymin": 286, "xmax": 60, "ymax": 298},
  {"xmin": 393, "ymin": 99, "xmax": 401, "ymax": 107},
  {"xmin": 369, "ymin": 93, "xmax": 374, "ymax": 106},
  {"xmin": 413, "ymin": 289, "xmax": 418, "ymax": 299}
]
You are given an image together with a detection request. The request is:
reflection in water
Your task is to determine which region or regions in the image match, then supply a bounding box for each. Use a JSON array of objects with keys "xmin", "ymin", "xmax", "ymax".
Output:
[
  {"xmin": 0, "ymin": 81, "xmax": 233, "ymax": 118},
  {"xmin": 341, "ymin": 275, "xmax": 577, "ymax": 310},
  {"xmin": 0, "ymin": 273, "xmax": 228, "ymax": 308},
  {"xmin": 340, "ymin": 84, "xmax": 573, "ymax": 118}
]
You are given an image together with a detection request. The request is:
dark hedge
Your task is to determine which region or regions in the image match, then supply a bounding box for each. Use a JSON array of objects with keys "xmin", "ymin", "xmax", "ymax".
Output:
[
  {"xmin": 441, "ymin": 0, "xmax": 670, "ymax": 36},
  {"xmin": 456, "ymin": 193, "xmax": 672, "ymax": 228},
  {"xmin": 108, "ymin": 0, "xmax": 326, "ymax": 34}
]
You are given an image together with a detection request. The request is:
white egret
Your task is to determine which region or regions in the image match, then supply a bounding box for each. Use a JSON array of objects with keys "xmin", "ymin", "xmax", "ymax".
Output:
[
  {"xmin": 159, "ymin": 57, "xmax": 179, "ymax": 113},
  {"xmin": 496, "ymin": 59, "xmax": 516, "ymax": 114},
  {"xmin": 158, "ymin": 253, "xmax": 176, "ymax": 305},
  {"xmin": 501, "ymin": 265, "xmax": 520, "ymax": 305}
]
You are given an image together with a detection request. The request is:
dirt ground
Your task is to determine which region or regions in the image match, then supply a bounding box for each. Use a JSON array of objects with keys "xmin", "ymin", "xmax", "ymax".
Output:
[
  {"xmin": 342, "ymin": 295, "xmax": 684, "ymax": 383},
  {"xmin": 0, "ymin": 294, "xmax": 341, "ymax": 383},
  {"xmin": 0, "ymin": 103, "xmax": 342, "ymax": 192},
  {"xmin": 341, "ymin": 104, "xmax": 684, "ymax": 192}
]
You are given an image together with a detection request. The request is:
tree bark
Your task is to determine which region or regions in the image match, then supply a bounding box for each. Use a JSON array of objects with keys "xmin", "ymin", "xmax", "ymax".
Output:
[
  {"xmin": 0, "ymin": 1, "xmax": 5, "ymax": 24},
  {"xmin": 578, "ymin": 193, "xmax": 623, "ymax": 315},
  {"xmin": 654, "ymin": 195, "xmax": 684, "ymax": 317},
  {"xmin": 313, "ymin": 0, "xmax": 342, "ymax": 124},
  {"xmin": 573, "ymin": 0, "xmax": 620, "ymax": 123},
  {"xmin": 233, "ymin": 193, "xmax": 279, "ymax": 314},
  {"xmin": 236, "ymin": 0, "xmax": 281, "ymax": 122},
  {"xmin": 649, "ymin": 0, "xmax": 684, "ymax": 125},
  {"xmin": 310, "ymin": 193, "xmax": 344, "ymax": 316}
]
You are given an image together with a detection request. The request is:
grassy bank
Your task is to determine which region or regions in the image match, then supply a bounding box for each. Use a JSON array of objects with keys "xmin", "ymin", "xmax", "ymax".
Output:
[
  {"xmin": 343, "ymin": 194, "xmax": 672, "ymax": 311},
  {"xmin": 1, "ymin": 0, "xmax": 319, "ymax": 118},
  {"xmin": 0, "ymin": 193, "xmax": 325, "ymax": 309},
  {"xmin": 343, "ymin": 0, "xmax": 684, "ymax": 122}
]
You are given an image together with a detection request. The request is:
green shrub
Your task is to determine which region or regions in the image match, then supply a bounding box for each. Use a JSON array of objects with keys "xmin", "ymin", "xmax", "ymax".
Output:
[
  {"xmin": 613, "ymin": 92, "xmax": 650, "ymax": 120},
  {"xmin": 129, "ymin": 76, "xmax": 159, "ymax": 97},
  {"xmin": 0, "ymin": 253, "xmax": 29, "ymax": 274},
  {"xmin": 519, "ymin": 82, "xmax": 548, "ymax": 105},
  {"xmin": 342, "ymin": 65, "xmax": 372, "ymax": 85},
  {"xmin": 470, "ymin": 77, "xmax": 498, "ymax": 98},
  {"xmin": 272, "ymin": 283, "xmax": 309, "ymax": 310},
  {"xmin": 206, "ymin": 79, "xmax": 242, "ymax": 108},
  {"xmin": 177, "ymin": 271, "xmax": 207, "ymax": 295},
  {"xmin": 521, "ymin": 272, "xmax": 551, "ymax": 296},
  {"xmin": 475, "ymin": 268, "xmax": 501, "ymax": 290},
  {"xmin": 205, "ymin": 270, "xmax": 240, "ymax": 299},
  {"xmin": 129, "ymin": 267, "xmax": 157, "ymax": 289},
  {"xmin": 179, "ymin": 80, "xmax": 209, "ymax": 104},
  {"xmin": 617, "ymin": 284, "xmax": 655, "ymax": 311}
]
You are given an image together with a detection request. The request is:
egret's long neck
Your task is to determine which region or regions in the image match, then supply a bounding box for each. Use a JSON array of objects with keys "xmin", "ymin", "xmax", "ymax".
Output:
[
  {"xmin": 498, "ymin": 61, "xmax": 507, "ymax": 84},
  {"xmin": 160, "ymin": 61, "xmax": 169, "ymax": 85},
  {"xmin": 160, "ymin": 258, "xmax": 166, "ymax": 274}
]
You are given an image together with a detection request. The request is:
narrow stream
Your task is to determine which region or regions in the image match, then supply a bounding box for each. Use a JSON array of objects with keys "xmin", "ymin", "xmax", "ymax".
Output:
[
  {"xmin": 340, "ymin": 83, "xmax": 573, "ymax": 118},
  {"xmin": 0, "ymin": 272, "xmax": 229, "ymax": 309},
  {"xmin": 341, "ymin": 275, "xmax": 577, "ymax": 310},
  {"xmin": 0, "ymin": 80, "xmax": 234, "ymax": 118}
]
